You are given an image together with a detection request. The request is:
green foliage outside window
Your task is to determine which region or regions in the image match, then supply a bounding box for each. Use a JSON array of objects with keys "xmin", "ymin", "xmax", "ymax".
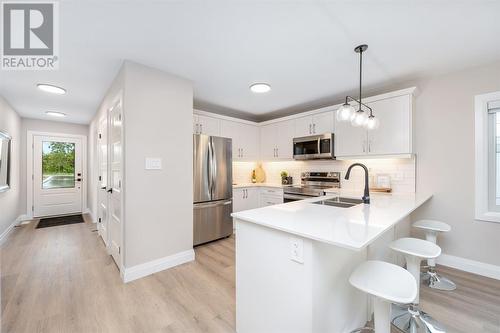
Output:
[{"xmin": 42, "ymin": 142, "xmax": 75, "ymax": 176}]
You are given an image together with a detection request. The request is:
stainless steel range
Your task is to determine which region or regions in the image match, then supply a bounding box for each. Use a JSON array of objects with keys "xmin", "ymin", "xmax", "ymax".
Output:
[{"xmin": 283, "ymin": 172, "xmax": 340, "ymax": 202}]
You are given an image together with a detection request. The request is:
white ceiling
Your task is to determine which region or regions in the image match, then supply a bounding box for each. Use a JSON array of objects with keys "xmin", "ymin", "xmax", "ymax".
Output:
[{"xmin": 1, "ymin": 0, "xmax": 500, "ymax": 124}]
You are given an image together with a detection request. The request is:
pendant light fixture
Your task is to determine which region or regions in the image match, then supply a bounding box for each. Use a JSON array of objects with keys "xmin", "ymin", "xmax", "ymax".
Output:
[{"xmin": 336, "ymin": 44, "xmax": 379, "ymax": 130}]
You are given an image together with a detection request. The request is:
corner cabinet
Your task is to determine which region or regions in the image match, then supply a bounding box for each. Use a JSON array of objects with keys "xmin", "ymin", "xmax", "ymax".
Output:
[
  {"xmin": 335, "ymin": 90, "xmax": 414, "ymax": 158},
  {"xmin": 220, "ymin": 120, "xmax": 259, "ymax": 161}
]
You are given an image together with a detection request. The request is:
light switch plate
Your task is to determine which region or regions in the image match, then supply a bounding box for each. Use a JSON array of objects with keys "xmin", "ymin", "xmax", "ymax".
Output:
[
  {"xmin": 145, "ymin": 158, "xmax": 162, "ymax": 170},
  {"xmin": 289, "ymin": 237, "xmax": 304, "ymax": 264}
]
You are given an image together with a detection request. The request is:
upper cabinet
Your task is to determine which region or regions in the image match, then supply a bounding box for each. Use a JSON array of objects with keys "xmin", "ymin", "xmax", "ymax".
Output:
[
  {"xmin": 220, "ymin": 120, "xmax": 259, "ymax": 161},
  {"xmin": 260, "ymin": 119, "xmax": 295, "ymax": 160},
  {"xmin": 193, "ymin": 114, "xmax": 220, "ymax": 136},
  {"xmin": 366, "ymin": 94, "xmax": 411, "ymax": 155},
  {"xmin": 294, "ymin": 111, "xmax": 335, "ymax": 137},
  {"xmin": 335, "ymin": 91, "xmax": 414, "ymax": 158}
]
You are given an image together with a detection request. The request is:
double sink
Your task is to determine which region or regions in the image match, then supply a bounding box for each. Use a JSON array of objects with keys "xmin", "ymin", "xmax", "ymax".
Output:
[{"xmin": 313, "ymin": 197, "xmax": 364, "ymax": 208}]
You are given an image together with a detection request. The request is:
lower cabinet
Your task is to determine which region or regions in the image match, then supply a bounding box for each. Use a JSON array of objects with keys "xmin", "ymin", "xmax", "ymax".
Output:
[
  {"xmin": 233, "ymin": 187, "xmax": 284, "ymax": 212},
  {"xmin": 233, "ymin": 188, "xmax": 260, "ymax": 213}
]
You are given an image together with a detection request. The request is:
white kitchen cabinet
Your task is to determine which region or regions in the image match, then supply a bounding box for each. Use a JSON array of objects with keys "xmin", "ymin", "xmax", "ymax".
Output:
[
  {"xmin": 233, "ymin": 188, "xmax": 260, "ymax": 212},
  {"xmin": 335, "ymin": 119, "xmax": 368, "ymax": 157},
  {"xmin": 294, "ymin": 111, "xmax": 334, "ymax": 137},
  {"xmin": 220, "ymin": 120, "xmax": 259, "ymax": 160},
  {"xmin": 260, "ymin": 119, "xmax": 295, "ymax": 160},
  {"xmin": 259, "ymin": 187, "xmax": 284, "ymax": 207},
  {"xmin": 335, "ymin": 92, "xmax": 413, "ymax": 158},
  {"xmin": 193, "ymin": 114, "xmax": 220, "ymax": 136},
  {"xmin": 367, "ymin": 94, "xmax": 411, "ymax": 155}
]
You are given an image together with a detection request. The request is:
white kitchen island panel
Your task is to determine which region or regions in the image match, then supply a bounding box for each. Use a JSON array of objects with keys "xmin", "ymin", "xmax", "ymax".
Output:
[{"xmin": 236, "ymin": 220, "xmax": 367, "ymax": 333}]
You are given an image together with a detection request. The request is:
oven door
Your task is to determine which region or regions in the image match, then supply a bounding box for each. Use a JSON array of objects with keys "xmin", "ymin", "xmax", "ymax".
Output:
[
  {"xmin": 283, "ymin": 193, "xmax": 317, "ymax": 203},
  {"xmin": 293, "ymin": 134, "xmax": 334, "ymax": 160}
]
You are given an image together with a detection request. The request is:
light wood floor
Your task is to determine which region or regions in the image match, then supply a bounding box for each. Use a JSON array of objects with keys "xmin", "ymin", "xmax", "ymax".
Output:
[{"xmin": 1, "ymin": 216, "xmax": 499, "ymax": 333}]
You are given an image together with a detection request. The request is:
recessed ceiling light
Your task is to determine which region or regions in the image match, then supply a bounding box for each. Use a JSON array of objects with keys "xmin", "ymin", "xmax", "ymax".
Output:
[
  {"xmin": 250, "ymin": 83, "xmax": 271, "ymax": 93},
  {"xmin": 37, "ymin": 83, "xmax": 66, "ymax": 95},
  {"xmin": 46, "ymin": 111, "xmax": 66, "ymax": 118}
]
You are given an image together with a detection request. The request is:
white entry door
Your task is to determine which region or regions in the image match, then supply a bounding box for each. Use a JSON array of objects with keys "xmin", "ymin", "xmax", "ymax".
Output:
[
  {"xmin": 108, "ymin": 102, "xmax": 123, "ymax": 266},
  {"xmin": 97, "ymin": 116, "xmax": 109, "ymax": 245},
  {"xmin": 33, "ymin": 135, "xmax": 83, "ymax": 217}
]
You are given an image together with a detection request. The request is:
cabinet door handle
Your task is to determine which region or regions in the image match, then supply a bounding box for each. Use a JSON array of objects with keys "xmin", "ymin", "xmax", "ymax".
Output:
[
  {"xmin": 362, "ymin": 141, "xmax": 366, "ymax": 153},
  {"xmin": 241, "ymin": 148, "xmax": 244, "ymax": 158},
  {"xmin": 200, "ymin": 124, "xmax": 203, "ymax": 133},
  {"xmin": 276, "ymin": 148, "xmax": 279, "ymax": 158},
  {"xmin": 309, "ymin": 124, "xmax": 312, "ymax": 134},
  {"xmin": 195, "ymin": 123, "xmax": 199, "ymax": 134},
  {"xmin": 313, "ymin": 123, "xmax": 316, "ymax": 134},
  {"xmin": 368, "ymin": 140, "xmax": 371, "ymax": 153}
]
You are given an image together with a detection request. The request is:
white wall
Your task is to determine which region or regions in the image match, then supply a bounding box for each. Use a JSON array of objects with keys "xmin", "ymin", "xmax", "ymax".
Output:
[
  {"xmin": 89, "ymin": 61, "xmax": 193, "ymax": 270},
  {"xmin": 123, "ymin": 61, "xmax": 193, "ymax": 267},
  {"xmin": 0, "ymin": 96, "xmax": 22, "ymax": 236},
  {"xmin": 20, "ymin": 118, "xmax": 89, "ymax": 217},
  {"xmin": 411, "ymin": 61, "xmax": 500, "ymax": 266}
]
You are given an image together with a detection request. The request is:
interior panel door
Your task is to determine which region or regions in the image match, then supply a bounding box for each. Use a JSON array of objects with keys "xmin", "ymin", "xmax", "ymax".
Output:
[
  {"xmin": 108, "ymin": 101, "xmax": 123, "ymax": 267},
  {"xmin": 97, "ymin": 116, "xmax": 109, "ymax": 245}
]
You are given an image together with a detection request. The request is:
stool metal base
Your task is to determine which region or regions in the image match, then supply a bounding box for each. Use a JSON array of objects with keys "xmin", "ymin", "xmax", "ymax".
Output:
[
  {"xmin": 422, "ymin": 269, "xmax": 457, "ymax": 291},
  {"xmin": 391, "ymin": 304, "xmax": 446, "ymax": 333}
]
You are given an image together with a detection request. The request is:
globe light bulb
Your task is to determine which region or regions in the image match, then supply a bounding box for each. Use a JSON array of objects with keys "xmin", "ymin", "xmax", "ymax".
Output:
[
  {"xmin": 336, "ymin": 103, "xmax": 355, "ymax": 122},
  {"xmin": 351, "ymin": 110, "xmax": 368, "ymax": 127},
  {"xmin": 365, "ymin": 115, "xmax": 380, "ymax": 130}
]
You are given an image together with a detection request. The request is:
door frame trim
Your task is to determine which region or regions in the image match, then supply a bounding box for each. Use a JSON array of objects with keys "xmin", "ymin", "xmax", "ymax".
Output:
[{"xmin": 27, "ymin": 131, "xmax": 88, "ymax": 219}]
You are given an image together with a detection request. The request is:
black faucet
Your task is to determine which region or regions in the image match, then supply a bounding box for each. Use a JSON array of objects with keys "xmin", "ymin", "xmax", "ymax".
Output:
[{"xmin": 345, "ymin": 163, "xmax": 370, "ymax": 204}]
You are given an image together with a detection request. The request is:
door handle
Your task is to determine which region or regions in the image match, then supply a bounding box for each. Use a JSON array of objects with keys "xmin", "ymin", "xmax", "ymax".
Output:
[
  {"xmin": 107, "ymin": 188, "xmax": 113, "ymax": 193},
  {"xmin": 309, "ymin": 124, "xmax": 312, "ymax": 134},
  {"xmin": 313, "ymin": 123, "xmax": 316, "ymax": 134},
  {"xmin": 200, "ymin": 124, "xmax": 203, "ymax": 133},
  {"xmin": 276, "ymin": 148, "xmax": 279, "ymax": 158},
  {"xmin": 76, "ymin": 178, "xmax": 82, "ymax": 182},
  {"xmin": 101, "ymin": 186, "xmax": 106, "ymax": 190}
]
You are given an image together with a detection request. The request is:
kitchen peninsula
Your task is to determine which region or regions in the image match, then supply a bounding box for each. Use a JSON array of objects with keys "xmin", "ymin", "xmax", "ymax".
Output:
[{"xmin": 232, "ymin": 191, "xmax": 432, "ymax": 333}]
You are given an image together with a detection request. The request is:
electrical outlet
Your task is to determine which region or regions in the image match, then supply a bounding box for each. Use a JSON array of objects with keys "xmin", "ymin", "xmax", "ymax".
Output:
[{"xmin": 289, "ymin": 237, "xmax": 304, "ymax": 264}]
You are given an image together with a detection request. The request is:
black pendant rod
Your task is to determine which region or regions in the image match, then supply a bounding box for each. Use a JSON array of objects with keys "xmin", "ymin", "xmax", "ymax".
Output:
[
  {"xmin": 346, "ymin": 44, "xmax": 372, "ymax": 114},
  {"xmin": 359, "ymin": 49, "xmax": 363, "ymax": 110}
]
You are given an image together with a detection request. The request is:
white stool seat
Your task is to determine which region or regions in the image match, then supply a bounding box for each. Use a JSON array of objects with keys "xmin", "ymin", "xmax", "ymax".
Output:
[
  {"xmin": 390, "ymin": 237, "xmax": 441, "ymax": 259},
  {"xmin": 350, "ymin": 260, "xmax": 417, "ymax": 305},
  {"xmin": 413, "ymin": 219, "xmax": 451, "ymax": 233}
]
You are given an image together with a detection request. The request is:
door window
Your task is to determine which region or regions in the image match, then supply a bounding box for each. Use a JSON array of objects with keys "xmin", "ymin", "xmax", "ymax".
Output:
[{"xmin": 42, "ymin": 141, "xmax": 76, "ymax": 189}]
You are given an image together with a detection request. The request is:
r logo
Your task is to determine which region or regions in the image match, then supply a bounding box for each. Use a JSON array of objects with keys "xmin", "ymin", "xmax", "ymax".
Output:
[{"xmin": 3, "ymin": 3, "xmax": 54, "ymax": 56}]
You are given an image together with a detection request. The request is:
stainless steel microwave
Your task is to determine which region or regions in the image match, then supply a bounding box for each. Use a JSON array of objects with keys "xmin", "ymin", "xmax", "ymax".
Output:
[{"xmin": 293, "ymin": 133, "xmax": 335, "ymax": 160}]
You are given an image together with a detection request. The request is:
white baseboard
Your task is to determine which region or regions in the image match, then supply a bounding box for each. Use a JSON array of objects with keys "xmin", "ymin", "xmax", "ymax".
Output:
[
  {"xmin": 83, "ymin": 208, "xmax": 97, "ymax": 223},
  {"xmin": 122, "ymin": 249, "xmax": 195, "ymax": 283},
  {"xmin": 0, "ymin": 214, "xmax": 30, "ymax": 245},
  {"xmin": 437, "ymin": 253, "xmax": 500, "ymax": 280}
]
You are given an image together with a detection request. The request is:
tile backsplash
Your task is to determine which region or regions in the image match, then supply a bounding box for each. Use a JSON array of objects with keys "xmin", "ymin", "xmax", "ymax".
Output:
[{"xmin": 233, "ymin": 158, "xmax": 416, "ymax": 194}]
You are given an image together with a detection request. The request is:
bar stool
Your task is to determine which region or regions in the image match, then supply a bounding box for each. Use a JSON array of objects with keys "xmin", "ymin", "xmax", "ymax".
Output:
[
  {"xmin": 349, "ymin": 260, "xmax": 417, "ymax": 333},
  {"xmin": 389, "ymin": 238, "xmax": 446, "ymax": 333},
  {"xmin": 413, "ymin": 219, "xmax": 456, "ymax": 291}
]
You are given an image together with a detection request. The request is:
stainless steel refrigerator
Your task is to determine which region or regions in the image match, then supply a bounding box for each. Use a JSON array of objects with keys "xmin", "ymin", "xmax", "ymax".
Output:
[{"xmin": 193, "ymin": 134, "xmax": 233, "ymax": 246}]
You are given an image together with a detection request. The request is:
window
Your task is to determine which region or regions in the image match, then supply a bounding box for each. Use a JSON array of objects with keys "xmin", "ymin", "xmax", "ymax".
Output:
[
  {"xmin": 42, "ymin": 141, "xmax": 76, "ymax": 189},
  {"xmin": 475, "ymin": 92, "xmax": 500, "ymax": 222}
]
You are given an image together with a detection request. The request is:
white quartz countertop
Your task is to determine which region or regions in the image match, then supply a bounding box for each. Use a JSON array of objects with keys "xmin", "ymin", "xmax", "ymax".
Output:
[
  {"xmin": 232, "ymin": 183, "xmax": 285, "ymax": 189},
  {"xmin": 232, "ymin": 191, "xmax": 432, "ymax": 251}
]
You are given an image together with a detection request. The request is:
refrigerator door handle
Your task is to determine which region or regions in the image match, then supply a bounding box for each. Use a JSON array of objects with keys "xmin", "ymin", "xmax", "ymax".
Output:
[
  {"xmin": 206, "ymin": 138, "xmax": 212, "ymax": 199},
  {"xmin": 210, "ymin": 138, "xmax": 217, "ymax": 197},
  {"xmin": 194, "ymin": 200, "xmax": 233, "ymax": 209}
]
